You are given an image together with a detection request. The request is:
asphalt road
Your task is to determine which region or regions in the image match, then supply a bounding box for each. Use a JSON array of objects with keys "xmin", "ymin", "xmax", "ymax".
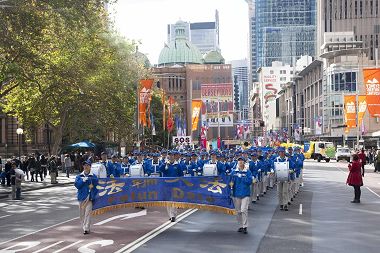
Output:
[{"xmin": 0, "ymin": 161, "xmax": 379, "ymax": 253}]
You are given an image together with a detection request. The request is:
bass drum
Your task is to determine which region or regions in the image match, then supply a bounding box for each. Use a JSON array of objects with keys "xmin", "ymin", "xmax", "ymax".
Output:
[{"xmin": 274, "ymin": 161, "xmax": 289, "ymax": 182}]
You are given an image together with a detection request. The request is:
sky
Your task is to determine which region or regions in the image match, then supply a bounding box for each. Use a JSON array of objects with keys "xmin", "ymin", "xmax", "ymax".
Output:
[{"xmin": 109, "ymin": 0, "xmax": 249, "ymax": 65}]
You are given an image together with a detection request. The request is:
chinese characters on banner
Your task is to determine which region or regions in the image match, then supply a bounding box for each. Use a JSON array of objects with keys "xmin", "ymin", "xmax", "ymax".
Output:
[
  {"xmin": 363, "ymin": 68, "xmax": 380, "ymax": 116},
  {"xmin": 191, "ymin": 100, "xmax": 202, "ymax": 131},
  {"xmin": 201, "ymin": 83, "xmax": 234, "ymax": 127},
  {"xmin": 139, "ymin": 79, "xmax": 154, "ymax": 127}
]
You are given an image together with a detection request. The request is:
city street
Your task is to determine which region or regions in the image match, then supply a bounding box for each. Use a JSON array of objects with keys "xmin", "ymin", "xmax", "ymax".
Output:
[{"xmin": 0, "ymin": 161, "xmax": 379, "ymax": 253}]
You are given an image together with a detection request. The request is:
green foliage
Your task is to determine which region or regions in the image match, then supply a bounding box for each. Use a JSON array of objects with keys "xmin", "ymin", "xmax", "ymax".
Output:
[{"xmin": 0, "ymin": 0, "xmax": 148, "ymax": 153}]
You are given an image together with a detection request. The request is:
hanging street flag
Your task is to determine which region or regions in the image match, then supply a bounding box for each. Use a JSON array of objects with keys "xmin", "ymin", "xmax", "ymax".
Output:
[
  {"xmin": 363, "ymin": 68, "xmax": 380, "ymax": 117},
  {"xmin": 92, "ymin": 177, "xmax": 236, "ymax": 216},
  {"xmin": 167, "ymin": 96, "xmax": 175, "ymax": 133},
  {"xmin": 191, "ymin": 100, "xmax": 202, "ymax": 132},
  {"xmin": 182, "ymin": 116, "xmax": 187, "ymax": 136},
  {"xmin": 358, "ymin": 95, "xmax": 367, "ymax": 126},
  {"xmin": 139, "ymin": 79, "xmax": 154, "ymax": 127},
  {"xmin": 151, "ymin": 113, "xmax": 156, "ymax": 136},
  {"xmin": 162, "ymin": 90, "xmax": 166, "ymax": 131},
  {"xmin": 344, "ymin": 95, "xmax": 357, "ymax": 128}
]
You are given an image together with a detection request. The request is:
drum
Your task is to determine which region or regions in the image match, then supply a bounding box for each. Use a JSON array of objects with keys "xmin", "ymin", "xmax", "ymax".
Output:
[
  {"xmin": 274, "ymin": 161, "xmax": 289, "ymax": 182},
  {"xmin": 91, "ymin": 163, "xmax": 107, "ymax": 178},
  {"xmin": 129, "ymin": 164, "xmax": 144, "ymax": 177},
  {"xmin": 203, "ymin": 164, "xmax": 217, "ymax": 176}
]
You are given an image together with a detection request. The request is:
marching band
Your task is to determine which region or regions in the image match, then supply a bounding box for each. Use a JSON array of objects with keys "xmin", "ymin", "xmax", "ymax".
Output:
[{"xmin": 82, "ymin": 146, "xmax": 304, "ymax": 234}]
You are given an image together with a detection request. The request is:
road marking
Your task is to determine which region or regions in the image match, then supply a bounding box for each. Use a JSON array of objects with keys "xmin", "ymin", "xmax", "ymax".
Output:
[
  {"xmin": 78, "ymin": 240, "xmax": 114, "ymax": 253},
  {"xmin": 0, "ymin": 214, "xmax": 12, "ymax": 219},
  {"xmin": 114, "ymin": 209, "xmax": 197, "ymax": 253},
  {"xmin": 94, "ymin": 210, "xmax": 147, "ymax": 226},
  {"xmin": 1, "ymin": 241, "xmax": 41, "ymax": 252},
  {"xmin": 366, "ymin": 187, "xmax": 380, "ymax": 198},
  {"xmin": 32, "ymin": 241, "xmax": 65, "ymax": 253},
  {"xmin": 0, "ymin": 217, "xmax": 79, "ymax": 246},
  {"xmin": 299, "ymin": 204, "xmax": 303, "ymax": 215},
  {"xmin": 52, "ymin": 240, "xmax": 83, "ymax": 253}
]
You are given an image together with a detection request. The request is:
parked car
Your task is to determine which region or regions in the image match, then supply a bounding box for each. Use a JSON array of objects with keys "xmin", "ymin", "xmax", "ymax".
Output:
[{"xmin": 335, "ymin": 147, "xmax": 351, "ymax": 162}]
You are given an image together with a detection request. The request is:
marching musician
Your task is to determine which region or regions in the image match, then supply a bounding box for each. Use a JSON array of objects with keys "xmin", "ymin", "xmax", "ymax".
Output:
[
  {"xmin": 272, "ymin": 147, "xmax": 295, "ymax": 211},
  {"xmin": 231, "ymin": 156, "xmax": 252, "ymax": 234},
  {"xmin": 159, "ymin": 151, "xmax": 184, "ymax": 222},
  {"xmin": 108, "ymin": 155, "xmax": 121, "ymax": 178},
  {"xmin": 204, "ymin": 151, "xmax": 226, "ymax": 176},
  {"xmin": 131, "ymin": 152, "xmax": 149, "ymax": 176},
  {"xmin": 146, "ymin": 153, "xmax": 161, "ymax": 177},
  {"xmin": 294, "ymin": 147, "xmax": 304, "ymax": 194},
  {"xmin": 120, "ymin": 156, "xmax": 130, "ymax": 176},
  {"xmin": 198, "ymin": 151, "xmax": 209, "ymax": 169},
  {"xmin": 75, "ymin": 160, "xmax": 99, "ymax": 234},
  {"xmin": 286, "ymin": 147, "xmax": 297, "ymax": 203}
]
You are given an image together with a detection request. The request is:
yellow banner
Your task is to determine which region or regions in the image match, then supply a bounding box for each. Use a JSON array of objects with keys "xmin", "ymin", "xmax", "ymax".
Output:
[
  {"xmin": 358, "ymin": 95, "xmax": 367, "ymax": 125},
  {"xmin": 344, "ymin": 95, "xmax": 356, "ymax": 128},
  {"xmin": 191, "ymin": 100, "xmax": 202, "ymax": 131}
]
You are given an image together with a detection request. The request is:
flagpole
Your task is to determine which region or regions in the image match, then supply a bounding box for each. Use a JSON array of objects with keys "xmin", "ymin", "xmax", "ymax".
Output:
[{"xmin": 137, "ymin": 81, "xmax": 140, "ymax": 152}]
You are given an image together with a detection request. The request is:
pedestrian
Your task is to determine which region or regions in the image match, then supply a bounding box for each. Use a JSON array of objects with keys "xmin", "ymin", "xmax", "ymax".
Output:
[
  {"xmin": 358, "ymin": 149, "xmax": 366, "ymax": 177},
  {"xmin": 48, "ymin": 156, "xmax": 58, "ymax": 184},
  {"xmin": 64, "ymin": 154, "xmax": 72, "ymax": 178},
  {"xmin": 2, "ymin": 159, "xmax": 12, "ymax": 186},
  {"xmin": 230, "ymin": 156, "xmax": 252, "ymax": 234},
  {"xmin": 346, "ymin": 154, "xmax": 363, "ymax": 203},
  {"xmin": 374, "ymin": 150, "xmax": 380, "ymax": 173},
  {"xmin": 74, "ymin": 160, "xmax": 98, "ymax": 234},
  {"xmin": 40, "ymin": 155, "xmax": 48, "ymax": 178},
  {"xmin": 10, "ymin": 162, "xmax": 23, "ymax": 200},
  {"xmin": 28, "ymin": 155, "xmax": 36, "ymax": 182}
]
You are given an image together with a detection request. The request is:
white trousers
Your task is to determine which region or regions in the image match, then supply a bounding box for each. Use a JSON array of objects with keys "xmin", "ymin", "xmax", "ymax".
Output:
[
  {"xmin": 233, "ymin": 197, "xmax": 250, "ymax": 228},
  {"xmin": 277, "ymin": 181, "xmax": 289, "ymax": 206},
  {"xmin": 167, "ymin": 206, "xmax": 178, "ymax": 219},
  {"xmin": 79, "ymin": 199, "xmax": 93, "ymax": 232},
  {"xmin": 263, "ymin": 175, "xmax": 268, "ymax": 192},
  {"xmin": 269, "ymin": 173, "xmax": 275, "ymax": 188},
  {"xmin": 251, "ymin": 182, "xmax": 258, "ymax": 202}
]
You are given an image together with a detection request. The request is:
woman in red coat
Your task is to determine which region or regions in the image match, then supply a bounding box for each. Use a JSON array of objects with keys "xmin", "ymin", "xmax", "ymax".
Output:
[{"xmin": 346, "ymin": 154, "xmax": 364, "ymax": 203}]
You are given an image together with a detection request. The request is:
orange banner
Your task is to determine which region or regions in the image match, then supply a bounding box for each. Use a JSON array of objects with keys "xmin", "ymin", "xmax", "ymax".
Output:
[
  {"xmin": 358, "ymin": 95, "xmax": 367, "ymax": 125},
  {"xmin": 191, "ymin": 100, "xmax": 202, "ymax": 131},
  {"xmin": 344, "ymin": 95, "xmax": 356, "ymax": 128},
  {"xmin": 139, "ymin": 79, "xmax": 154, "ymax": 127},
  {"xmin": 363, "ymin": 68, "xmax": 380, "ymax": 116}
]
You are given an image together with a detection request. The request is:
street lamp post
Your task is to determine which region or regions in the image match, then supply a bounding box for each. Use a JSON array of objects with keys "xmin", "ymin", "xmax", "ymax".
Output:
[{"xmin": 16, "ymin": 128, "xmax": 23, "ymax": 159}]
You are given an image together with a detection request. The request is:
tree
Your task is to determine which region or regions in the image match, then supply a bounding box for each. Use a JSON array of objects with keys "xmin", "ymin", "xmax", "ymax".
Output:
[{"xmin": 1, "ymin": 0, "xmax": 148, "ymax": 154}]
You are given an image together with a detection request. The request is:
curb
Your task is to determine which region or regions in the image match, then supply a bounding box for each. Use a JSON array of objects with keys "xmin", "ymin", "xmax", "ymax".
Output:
[{"xmin": 0, "ymin": 182, "xmax": 74, "ymax": 199}]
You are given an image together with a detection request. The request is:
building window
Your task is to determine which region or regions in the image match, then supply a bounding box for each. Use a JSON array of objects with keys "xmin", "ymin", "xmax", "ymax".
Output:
[
  {"xmin": 270, "ymin": 70, "xmax": 274, "ymax": 74},
  {"xmin": 280, "ymin": 77, "xmax": 286, "ymax": 82}
]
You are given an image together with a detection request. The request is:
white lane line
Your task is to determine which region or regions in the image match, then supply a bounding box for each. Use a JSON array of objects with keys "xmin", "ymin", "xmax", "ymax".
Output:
[
  {"xmin": 114, "ymin": 209, "xmax": 197, "ymax": 253},
  {"xmin": 0, "ymin": 214, "xmax": 12, "ymax": 219},
  {"xmin": 0, "ymin": 217, "xmax": 79, "ymax": 246},
  {"xmin": 52, "ymin": 240, "xmax": 83, "ymax": 253},
  {"xmin": 366, "ymin": 187, "xmax": 380, "ymax": 198},
  {"xmin": 32, "ymin": 241, "xmax": 65, "ymax": 253},
  {"xmin": 299, "ymin": 204, "xmax": 303, "ymax": 215}
]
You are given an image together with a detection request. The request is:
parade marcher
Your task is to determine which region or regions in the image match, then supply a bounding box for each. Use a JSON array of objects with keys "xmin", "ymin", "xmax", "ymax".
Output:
[
  {"xmin": 265, "ymin": 150, "xmax": 276, "ymax": 189},
  {"xmin": 231, "ymin": 157, "xmax": 252, "ymax": 234},
  {"xmin": 120, "ymin": 156, "xmax": 130, "ymax": 176},
  {"xmin": 294, "ymin": 147, "xmax": 304, "ymax": 195},
  {"xmin": 48, "ymin": 156, "xmax": 58, "ymax": 184},
  {"xmin": 204, "ymin": 151, "xmax": 226, "ymax": 176},
  {"xmin": 108, "ymin": 155, "xmax": 121, "ymax": 178},
  {"xmin": 131, "ymin": 152, "xmax": 149, "ymax": 176},
  {"xmin": 74, "ymin": 160, "xmax": 99, "ymax": 234},
  {"xmin": 346, "ymin": 154, "xmax": 363, "ymax": 203},
  {"xmin": 147, "ymin": 153, "xmax": 161, "ymax": 177},
  {"xmin": 249, "ymin": 152, "xmax": 261, "ymax": 203},
  {"xmin": 159, "ymin": 151, "xmax": 184, "ymax": 222},
  {"xmin": 273, "ymin": 147, "xmax": 294, "ymax": 211},
  {"xmin": 287, "ymin": 147, "xmax": 296, "ymax": 202}
]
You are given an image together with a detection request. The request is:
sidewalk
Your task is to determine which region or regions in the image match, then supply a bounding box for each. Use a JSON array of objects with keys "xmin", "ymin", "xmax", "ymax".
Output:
[{"xmin": 0, "ymin": 171, "xmax": 76, "ymax": 199}]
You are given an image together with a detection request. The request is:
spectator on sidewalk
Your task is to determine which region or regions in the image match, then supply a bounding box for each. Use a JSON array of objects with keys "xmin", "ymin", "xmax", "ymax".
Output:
[
  {"xmin": 347, "ymin": 154, "xmax": 363, "ymax": 203},
  {"xmin": 64, "ymin": 154, "xmax": 72, "ymax": 178},
  {"xmin": 10, "ymin": 161, "xmax": 23, "ymax": 200},
  {"xmin": 21, "ymin": 156, "xmax": 29, "ymax": 180},
  {"xmin": 49, "ymin": 156, "xmax": 58, "ymax": 184},
  {"xmin": 358, "ymin": 149, "xmax": 366, "ymax": 177},
  {"xmin": 1, "ymin": 160, "xmax": 12, "ymax": 186},
  {"xmin": 35, "ymin": 154, "xmax": 43, "ymax": 182},
  {"xmin": 40, "ymin": 155, "xmax": 48, "ymax": 178},
  {"xmin": 375, "ymin": 150, "xmax": 380, "ymax": 173},
  {"xmin": 28, "ymin": 155, "xmax": 37, "ymax": 182}
]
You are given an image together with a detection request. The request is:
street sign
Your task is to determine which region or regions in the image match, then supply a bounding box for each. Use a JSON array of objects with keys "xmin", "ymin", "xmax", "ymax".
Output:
[{"xmin": 172, "ymin": 136, "xmax": 192, "ymax": 145}]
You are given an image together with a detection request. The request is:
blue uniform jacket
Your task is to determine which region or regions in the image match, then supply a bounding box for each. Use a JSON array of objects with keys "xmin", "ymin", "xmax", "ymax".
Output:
[
  {"xmin": 120, "ymin": 162, "xmax": 129, "ymax": 175},
  {"xmin": 159, "ymin": 162, "xmax": 184, "ymax": 177},
  {"xmin": 231, "ymin": 168, "xmax": 253, "ymax": 198},
  {"xmin": 182, "ymin": 160, "xmax": 201, "ymax": 176},
  {"xmin": 146, "ymin": 160, "xmax": 162, "ymax": 175},
  {"xmin": 294, "ymin": 153, "xmax": 305, "ymax": 177},
  {"xmin": 107, "ymin": 161, "xmax": 121, "ymax": 178},
  {"xmin": 249, "ymin": 159, "xmax": 262, "ymax": 179},
  {"xmin": 74, "ymin": 172, "xmax": 99, "ymax": 202}
]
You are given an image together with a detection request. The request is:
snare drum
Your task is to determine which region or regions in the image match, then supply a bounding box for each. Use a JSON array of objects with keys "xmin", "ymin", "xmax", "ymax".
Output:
[
  {"xmin": 203, "ymin": 164, "xmax": 217, "ymax": 176},
  {"xmin": 274, "ymin": 161, "xmax": 289, "ymax": 182},
  {"xmin": 129, "ymin": 164, "xmax": 144, "ymax": 177}
]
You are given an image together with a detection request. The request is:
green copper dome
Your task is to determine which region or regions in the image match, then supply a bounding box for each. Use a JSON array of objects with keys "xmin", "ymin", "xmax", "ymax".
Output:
[
  {"xmin": 158, "ymin": 21, "xmax": 203, "ymax": 66},
  {"xmin": 136, "ymin": 51, "xmax": 151, "ymax": 68},
  {"xmin": 204, "ymin": 50, "xmax": 225, "ymax": 64}
]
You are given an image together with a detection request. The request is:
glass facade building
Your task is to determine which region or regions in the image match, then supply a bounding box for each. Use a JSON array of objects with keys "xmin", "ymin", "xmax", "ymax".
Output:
[{"xmin": 253, "ymin": 0, "xmax": 317, "ymax": 69}]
